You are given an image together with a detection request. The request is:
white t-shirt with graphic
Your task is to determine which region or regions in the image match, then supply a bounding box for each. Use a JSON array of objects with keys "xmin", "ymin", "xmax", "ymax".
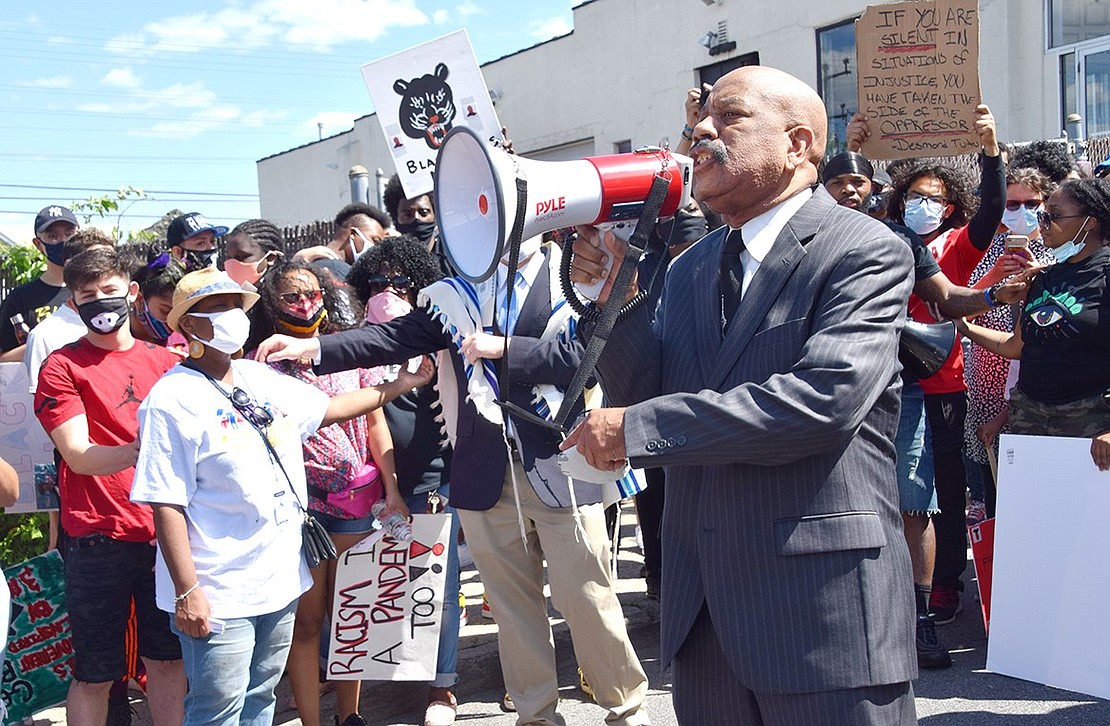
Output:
[{"xmin": 131, "ymin": 359, "xmax": 328, "ymax": 618}]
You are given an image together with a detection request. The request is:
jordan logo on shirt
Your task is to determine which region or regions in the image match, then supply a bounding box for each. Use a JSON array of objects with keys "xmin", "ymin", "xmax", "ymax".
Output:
[{"xmin": 117, "ymin": 374, "xmax": 143, "ymax": 409}]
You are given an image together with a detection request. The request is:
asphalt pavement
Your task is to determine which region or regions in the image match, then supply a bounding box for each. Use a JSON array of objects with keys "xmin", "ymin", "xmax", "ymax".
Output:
[{"xmin": 31, "ymin": 503, "xmax": 1110, "ymax": 725}]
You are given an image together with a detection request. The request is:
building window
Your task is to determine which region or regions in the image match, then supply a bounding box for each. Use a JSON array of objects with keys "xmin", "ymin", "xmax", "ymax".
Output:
[
  {"xmin": 697, "ymin": 52, "xmax": 760, "ymax": 90},
  {"xmin": 614, "ymin": 140, "xmax": 632, "ymax": 154},
  {"xmin": 1061, "ymin": 52, "xmax": 1077, "ymax": 132},
  {"xmin": 816, "ymin": 19, "xmax": 858, "ymax": 157},
  {"xmin": 1049, "ymin": 0, "xmax": 1110, "ymax": 48}
]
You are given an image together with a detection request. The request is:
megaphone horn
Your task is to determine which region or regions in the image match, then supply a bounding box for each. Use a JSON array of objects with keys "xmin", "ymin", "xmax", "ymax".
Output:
[
  {"xmin": 433, "ymin": 125, "xmax": 693, "ymax": 282},
  {"xmin": 899, "ymin": 319, "xmax": 957, "ymax": 379}
]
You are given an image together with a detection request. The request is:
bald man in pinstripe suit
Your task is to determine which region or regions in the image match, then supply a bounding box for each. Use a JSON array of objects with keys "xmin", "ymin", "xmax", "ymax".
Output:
[{"xmin": 565, "ymin": 66, "xmax": 918, "ymax": 724}]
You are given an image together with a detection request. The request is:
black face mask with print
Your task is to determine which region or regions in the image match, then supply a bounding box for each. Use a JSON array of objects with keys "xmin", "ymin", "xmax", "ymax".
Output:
[
  {"xmin": 76, "ymin": 296, "xmax": 129, "ymax": 334},
  {"xmin": 183, "ymin": 248, "xmax": 218, "ymax": 272}
]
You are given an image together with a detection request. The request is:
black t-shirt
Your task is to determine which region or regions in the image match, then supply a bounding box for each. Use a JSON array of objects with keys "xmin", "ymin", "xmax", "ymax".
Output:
[
  {"xmin": 1018, "ymin": 247, "xmax": 1110, "ymax": 404},
  {"xmin": 884, "ymin": 220, "xmax": 940, "ymax": 282},
  {"xmin": 380, "ymin": 366, "xmax": 451, "ymax": 498},
  {"xmin": 0, "ymin": 278, "xmax": 70, "ymax": 351}
]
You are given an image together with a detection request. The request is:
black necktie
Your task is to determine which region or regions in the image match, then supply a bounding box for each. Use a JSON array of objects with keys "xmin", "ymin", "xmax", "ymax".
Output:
[{"xmin": 720, "ymin": 228, "xmax": 744, "ymax": 332}]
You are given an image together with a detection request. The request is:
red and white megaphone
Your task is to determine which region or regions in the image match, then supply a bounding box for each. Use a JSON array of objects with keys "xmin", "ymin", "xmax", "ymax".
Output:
[{"xmin": 433, "ymin": 125, "xmax": 693, "ymax": 283}]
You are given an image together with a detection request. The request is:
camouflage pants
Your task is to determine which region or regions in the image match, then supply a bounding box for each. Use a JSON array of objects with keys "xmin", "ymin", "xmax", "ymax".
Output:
[{"xmin": 1009, "ymin": 386, "xmax": 1110, "ymax": 438}]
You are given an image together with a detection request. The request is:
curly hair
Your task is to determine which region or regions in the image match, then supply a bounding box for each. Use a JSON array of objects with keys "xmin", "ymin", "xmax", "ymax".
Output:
[
  {"xmin": 889, "ymin": 163, "xmax": 978, "ymax": 233},
  {"xmin": 228, "ymin": 218, "xmax": 283, "ymax": 255},
  {"xmin": 1011, "ymin": 140, "xmax": 1075, "ymax": 184},
  {"xmin": 382, "ymin": 174, "xmax": 405, "ymax": 222},
  {"xmin": 346, "ymin": 234, "xmax": 444, "ymax": 304},
  {"xmin": 119, "ymin": 243, "xmax": 186, "ymax": 299},
  {"xmin": 334, "ymin": 203, "xmax": 391, "ymax": 232},
  {"xmin": 1057, "ymin": 178, "xmax": 1110, "ymax": 235},
  {"xmin": 250, "ymin": 258, "xmax": 357, "ymax": 339},
  {"xmin": 1006, "ymin": 167, "xmax": 1055, "ymax": 199}
]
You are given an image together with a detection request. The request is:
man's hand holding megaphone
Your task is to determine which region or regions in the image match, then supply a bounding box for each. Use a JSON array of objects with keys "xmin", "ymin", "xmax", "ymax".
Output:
[{"xmin": 569, "ymin": 225, "xmax": 640, "ymax": 308}]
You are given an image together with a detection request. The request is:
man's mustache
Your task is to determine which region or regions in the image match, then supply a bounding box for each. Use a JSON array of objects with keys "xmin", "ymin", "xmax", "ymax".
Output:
[{"xmin": 691, "ymin": 139, "xmax": 729, "ymax": 164}]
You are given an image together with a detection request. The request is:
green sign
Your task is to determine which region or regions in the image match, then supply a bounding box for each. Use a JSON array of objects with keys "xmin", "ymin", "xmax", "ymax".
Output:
[{"xmin": 2, "ymin": 551, "xmax": 72, "ymax": 721}]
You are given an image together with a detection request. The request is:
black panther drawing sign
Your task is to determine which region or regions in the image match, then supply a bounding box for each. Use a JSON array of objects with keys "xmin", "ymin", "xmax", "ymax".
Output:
[{"xmin": 394, "ymin": 62, "xmax": 457, "ymax": 150}]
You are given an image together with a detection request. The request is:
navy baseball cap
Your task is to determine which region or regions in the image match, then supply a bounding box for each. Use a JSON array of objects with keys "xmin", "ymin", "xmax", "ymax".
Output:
[
  {"xmin": 34, "ymin": 205, "xmax": 79, "ymax": 235},
  {"xmin": 166, "ymin": 212, "xmax": 229, "ymax": 247}
]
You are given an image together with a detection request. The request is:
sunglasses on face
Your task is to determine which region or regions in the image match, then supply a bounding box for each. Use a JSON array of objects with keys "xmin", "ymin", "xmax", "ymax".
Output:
[
  {"xmin": 1036, "ymin": 209, "xmax": 1086, "ymax": 228},
  {"xmin": 229, "ymin": 386, "xmax": 274, "ymax": 428},
  {"xmin": 1005, "ymin": 199, "xmax": 1043, "ymax": 211},
  {"xmin": 278, "ymin": 289, "xmax": 323, "ymax": 306},
  {"xmin": 905, "ymin": 192, "xmax": 948, "ymax": 205},
  {"xmin": 367, "ymin": 274, "xmax": 411, "ymax": 294}
]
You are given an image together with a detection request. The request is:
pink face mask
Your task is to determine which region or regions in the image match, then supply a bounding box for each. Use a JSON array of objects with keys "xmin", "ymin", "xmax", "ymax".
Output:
[
  {"xmin": 224, "ymin": 258, "xmax": 263, "ymax": 286},
  {"xmin": 365, "ymin": 291, "xmax": 413, "ymax": 324}
]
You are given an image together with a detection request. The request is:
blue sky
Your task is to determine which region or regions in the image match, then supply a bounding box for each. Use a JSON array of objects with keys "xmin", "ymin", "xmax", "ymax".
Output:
[{"xmin": 0, "ymin": 0, "xmax": 575, "ymax": 243}]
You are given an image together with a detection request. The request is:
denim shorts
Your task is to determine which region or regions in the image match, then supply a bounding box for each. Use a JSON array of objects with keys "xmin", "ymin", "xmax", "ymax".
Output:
[
  {"xmin": 895, "ymin": 382, "xmax": 938, "ymax": 515},
  {"xmin": 64, "ymin": 534, "xmax": 181, "ymax": 682},
  {"xmin": 310, "ymin": 509, "xmax": 373, "ymax": 535}
]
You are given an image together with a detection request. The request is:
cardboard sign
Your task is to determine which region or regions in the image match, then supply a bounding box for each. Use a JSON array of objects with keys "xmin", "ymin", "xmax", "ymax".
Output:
[
  {"xmin": 987, "ymin": 434, "xmax": 1110, "ymax": 700},
  {"xmin": 361, "ymin": 29, "xmax": 503, "ymax": 200},
  {"xmin": 327, "ymin": 513, "xmax": 451, "ymax": 681},
  {"xmin": 2, "ymin": 552, "xmax": 73, "ymax": 721},
  {"xmin": 0, "ymin": 363, "xmax": 58, "ymax": 512},
  {"xmin": 968, "ymin": 517, "xmax": 994, "ymax": 634},
  {"xmin": 855, "ymin": 0, "xmax": 982, "ymax": 159}
]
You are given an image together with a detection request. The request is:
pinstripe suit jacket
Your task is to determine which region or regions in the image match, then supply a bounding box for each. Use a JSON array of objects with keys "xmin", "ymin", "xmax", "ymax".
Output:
[{"xmin": 595, "ymin": 186, "xmax": 918, "ymax": 693}]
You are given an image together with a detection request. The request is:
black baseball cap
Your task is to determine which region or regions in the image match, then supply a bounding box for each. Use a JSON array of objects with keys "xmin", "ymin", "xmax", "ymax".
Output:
[
  {"xmin": 167, "ymin": 212, "xmax": 229, "ymax": 248},
  {"xmin": 34, "ymin": 205, "xmax": 79, "ymax": 235}
]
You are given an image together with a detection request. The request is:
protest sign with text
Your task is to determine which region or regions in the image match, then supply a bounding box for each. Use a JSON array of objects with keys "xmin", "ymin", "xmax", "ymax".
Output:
[
  {"xmin": 327, "ymin": 513, "xmax": 451, "ymax": 681},
  {"xmin": 2, "ymin": 552, "xmax": 73, "ymax": 722},
  {"xmin": 856, "ymin": 0, "xmax": 982, "ymax": 159},
  {"xmin": 362, "ymin": 29, "xmax": 503, "ymax": 200}
]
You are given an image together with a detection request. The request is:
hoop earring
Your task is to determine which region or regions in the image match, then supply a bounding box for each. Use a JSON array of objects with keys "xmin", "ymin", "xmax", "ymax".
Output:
[{"xmin": 187, "ymin": 340, "xmax": 205, "ymax": 359}]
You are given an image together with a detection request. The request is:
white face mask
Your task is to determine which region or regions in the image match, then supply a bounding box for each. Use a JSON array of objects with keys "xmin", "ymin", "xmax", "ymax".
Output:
[
  {"xmin": 188, "ymin": 307, "xmax": 251, "ymax": 354},
  {"xmin": 1050, "ymin": 216, "xmax": 1091, "ymax": 263},
  {"xmin": 1002, "ymin": 205, "xmax": 1040, "ymax": 236},
  {"xmin": 903, "ymin": 197, "xmax": 946, "ymax": 236}
]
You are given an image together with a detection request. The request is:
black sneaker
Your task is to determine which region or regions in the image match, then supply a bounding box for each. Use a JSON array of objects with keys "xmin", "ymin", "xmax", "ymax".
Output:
[
  {"xmin": 929, "ymin": 584, "xmax": 963, "ymax": 625},
  {"xmin": 916, "ymin": 615, "xmax": 953, "ymax": 669},
  {"xmin": 336, "ymin": 713, "xmax": 368, "ymax": 726}
]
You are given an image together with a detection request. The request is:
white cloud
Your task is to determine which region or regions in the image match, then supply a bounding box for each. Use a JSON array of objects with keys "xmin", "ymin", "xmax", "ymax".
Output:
[
  {"xmin": 17, "ymin": 76, "xmax": 72, "ymax": 89},
  {"xmin": 242, "ymin": 109, "xmax": 288, "ymax": 128},
  {"xmin": 46, "ymin": 36, "xmax": 77, "ymax": 45},
  {"xmin": 106, "ymin": 0, "xmax": 429, "ymax": 55},
  {"xmin": 531, "ymin": 16, "xmax": 571, "ymax": 40},
  {"xmin": 101, "ymin": 67, "xmax": 142, "ymax": 89},
  {"xmin": 456, "ymin": 2, "xmax": 480, "ymax": 18},
  {"xmin": 130, "ymin": 105, "xmax": 243, "ymax": 139},
  {"xmin": 432, "ymin": 9, "xmax": 449, "ymax": 24}
]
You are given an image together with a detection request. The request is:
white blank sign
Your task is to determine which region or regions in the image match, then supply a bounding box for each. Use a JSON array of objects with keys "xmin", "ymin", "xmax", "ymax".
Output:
[{"xmin": 987, "ymin": 434, "xmax": 1110, "ymax": 699}]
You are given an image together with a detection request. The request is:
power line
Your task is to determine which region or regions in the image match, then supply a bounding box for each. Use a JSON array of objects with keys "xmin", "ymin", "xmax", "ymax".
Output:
[
  {"xmin": 0, "ymin": 196, "xmax": 253, "ymax": 203},
  {"xmin": 0, "ymin": 153, "xmax": 256, "ymax": 164},
  {"xmin": 0, "ymin": 184, "xmax": 258, "ymax": 197},
  {"xmin": 0, "ymin": 209, "xmax": 254, "ymax": 221}
]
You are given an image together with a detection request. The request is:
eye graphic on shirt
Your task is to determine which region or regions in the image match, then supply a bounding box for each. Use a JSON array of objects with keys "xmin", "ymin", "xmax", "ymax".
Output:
[{"xmin": 1024, "ymin": 289, "xmax": 1083, "ymax": 339}]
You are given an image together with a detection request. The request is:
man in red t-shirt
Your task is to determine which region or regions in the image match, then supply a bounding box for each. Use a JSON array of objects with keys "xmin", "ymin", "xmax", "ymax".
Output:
[{"xmin": 34, "ymin": 248, "xmax": 184, "ymax": 726}]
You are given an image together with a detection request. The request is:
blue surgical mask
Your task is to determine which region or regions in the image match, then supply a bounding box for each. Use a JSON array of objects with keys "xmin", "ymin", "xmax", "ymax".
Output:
[
  {"xmin": 903, "ymin": 198, "xmax": 946, "ymax": 236},
  {"xmin": 1002, "ymin": 206, "xmax": 1040, "ymax": 236},
  {"xmin": 1050, "ymin": 216, "xmax": 1091, "ymax": 263},
  {"xmin": 136, "ymin": 301, "xmax": 172, "ymax": 344},
  {"xmin": 42, "ymin": 241, "xmax": 66, "ymax": 267}
]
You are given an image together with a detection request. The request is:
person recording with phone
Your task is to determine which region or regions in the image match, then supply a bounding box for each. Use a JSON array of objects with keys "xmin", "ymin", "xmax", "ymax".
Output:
[{"xmin": 955, "ymin": 178, "xmax": 1110, "ymax": 472}]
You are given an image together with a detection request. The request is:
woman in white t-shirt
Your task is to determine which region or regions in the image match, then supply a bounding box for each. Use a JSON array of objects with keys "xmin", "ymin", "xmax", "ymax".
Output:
[{"xmin": 131, "ymin": 268, "xmax": 431, "ymax": 726}]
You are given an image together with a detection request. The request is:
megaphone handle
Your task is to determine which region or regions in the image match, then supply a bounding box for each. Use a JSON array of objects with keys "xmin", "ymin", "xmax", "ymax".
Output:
[{"xmin": 552, "ymin": 174, "xmax": 673, "ymax": 429}]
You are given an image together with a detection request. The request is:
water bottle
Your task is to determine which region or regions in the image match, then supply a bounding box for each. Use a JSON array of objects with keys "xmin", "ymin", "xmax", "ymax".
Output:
[
  {"xmin": 371, "ymin": 500, "xmax": 413, "ymax": 542},
  {"xmin": 9, "ymin": 314, "xmax": 29, "ymax": 345}
]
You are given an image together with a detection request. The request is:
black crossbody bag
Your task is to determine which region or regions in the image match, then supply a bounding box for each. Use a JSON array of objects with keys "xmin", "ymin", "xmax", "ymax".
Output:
[{"xmin": 186, "ymin": 362, "xmax": 337, "ymax": 568}]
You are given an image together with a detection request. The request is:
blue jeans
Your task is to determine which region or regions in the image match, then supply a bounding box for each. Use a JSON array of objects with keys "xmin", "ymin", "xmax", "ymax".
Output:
[
  {"xmin": 895, "ymin": 382, "xmax": 938, "ymax": 515},
  {"xmin": 172, "ymin": 600, "xmax": 297, "ymax": 726},
  {"xmin": 404, "ymin": 484, "xmax": 461, "ymax": 689}
]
